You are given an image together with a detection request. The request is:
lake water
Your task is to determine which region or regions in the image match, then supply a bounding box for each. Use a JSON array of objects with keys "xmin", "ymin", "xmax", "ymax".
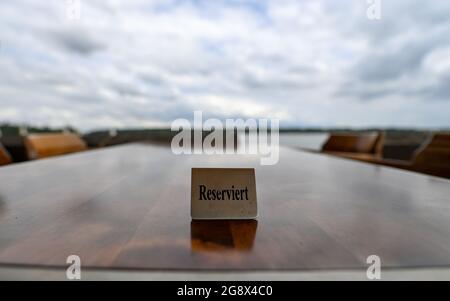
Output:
[
  {"xmin": 237, "ymin": 132, "xmax": 329, "ymax": 151},
  {"xmin": 279, "ymin": 133, "xmax": 329, "ymax": 151}
]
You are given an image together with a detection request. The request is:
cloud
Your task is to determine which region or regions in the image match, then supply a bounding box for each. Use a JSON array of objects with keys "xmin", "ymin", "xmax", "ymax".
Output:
[
  {"xmin": 0, "ymin": 0, "xmax": 449, "ymax": 131},
  {"xmin": 47, "ymin": 28, "xmax": 106, "ymax": 56}
]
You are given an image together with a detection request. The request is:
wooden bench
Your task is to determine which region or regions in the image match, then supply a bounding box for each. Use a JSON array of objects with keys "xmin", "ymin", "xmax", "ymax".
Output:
[
  {"xmin": 0, "ymin": 142, "xmax": 12, "ymax": 166},
  {"xmin": 24, "ymin": 133, "xmax": 87, "ymax": 160},
  {"xmin": 376, "ymin": 133, "xmax": 450, "ymax": 179},
  {"xmin": 321, "ymin": 132, "xmax": 384, "ymax": 161}
]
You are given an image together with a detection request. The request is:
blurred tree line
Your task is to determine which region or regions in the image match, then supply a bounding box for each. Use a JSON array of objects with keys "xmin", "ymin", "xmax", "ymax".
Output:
[{"xmin": 0, "ymin": 123, "xmax": 79, "ymax": 137}]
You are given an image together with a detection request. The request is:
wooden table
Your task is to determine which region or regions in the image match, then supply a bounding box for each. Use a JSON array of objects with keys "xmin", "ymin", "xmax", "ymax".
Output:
[{"xmin": 0, "ymin": 143, "xmax": 450, "ymax": 273}]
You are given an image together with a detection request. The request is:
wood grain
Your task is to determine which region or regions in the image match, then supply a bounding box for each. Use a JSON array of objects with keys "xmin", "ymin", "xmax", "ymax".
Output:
[{"xmin": 0, "ymin": 143, "xmax": 449, "ymax": 270}]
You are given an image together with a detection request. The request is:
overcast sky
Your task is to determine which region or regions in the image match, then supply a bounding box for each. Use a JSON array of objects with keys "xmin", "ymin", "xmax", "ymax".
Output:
[{"xmin": 1, "ymin": 0, "xmax": 450, "ymax": 131}]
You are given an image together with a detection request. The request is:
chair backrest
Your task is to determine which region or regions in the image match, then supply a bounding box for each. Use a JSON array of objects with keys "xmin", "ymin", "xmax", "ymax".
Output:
[
  {"xmin": 322, "ymin": 132, "xmax": 383, "ymax": 155},
  {"xmin": 411, "ymin": 133, "xmax": 450, "ymax": 179},
  {"xmin": 0, "ymin": 136, "xmax": 29, "ymax": 162},
  {"xmin": 24, "ymin": 133, "xmax": 87, "ymax": 160},
  {"xmin": 0, "ymin": 142, "xmax": 12, "ymax": 166}
]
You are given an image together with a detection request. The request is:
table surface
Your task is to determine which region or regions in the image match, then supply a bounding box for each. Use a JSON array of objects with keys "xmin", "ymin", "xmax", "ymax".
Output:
[{"xmin": 0, "ymin": 143, "xmax": 449, "ymax": 271}]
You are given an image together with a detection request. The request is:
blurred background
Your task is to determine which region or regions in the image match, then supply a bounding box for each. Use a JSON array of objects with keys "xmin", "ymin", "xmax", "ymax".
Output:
[{"xmin": 0, "ymin": 1, "xmax": 449, "ymax": 168}]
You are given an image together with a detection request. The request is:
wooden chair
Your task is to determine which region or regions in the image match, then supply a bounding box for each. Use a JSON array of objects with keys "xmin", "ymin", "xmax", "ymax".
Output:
[
  {"xmin": 376, "ymin": 133, "xmax": 450, "ymax": 179},
  {"xmin": 0, "ymin": 136, "xmax": 29, "ymax": 162},
  {"xmin": 0, "ymin": 142, "xmax": 12, "ymax": 166},
  {"xmin": 321, "ymin": 132, "xmax": 384, "ymax": 161},
  {"xmin": 24, "ymin": 133, "xmax": 87, "ymax": 160}
]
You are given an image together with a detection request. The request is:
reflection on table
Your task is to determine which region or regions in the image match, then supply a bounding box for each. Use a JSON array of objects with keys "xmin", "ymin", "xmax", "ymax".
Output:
[{"xmin": 191, "ymin": 220, "xmax": 257, "ymax": 252}]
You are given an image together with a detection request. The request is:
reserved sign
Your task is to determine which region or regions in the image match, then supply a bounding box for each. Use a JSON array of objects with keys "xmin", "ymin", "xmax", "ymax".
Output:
[{"xmin": 191, "ymin": 168, "xmax": 257, "ymax": 220}]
